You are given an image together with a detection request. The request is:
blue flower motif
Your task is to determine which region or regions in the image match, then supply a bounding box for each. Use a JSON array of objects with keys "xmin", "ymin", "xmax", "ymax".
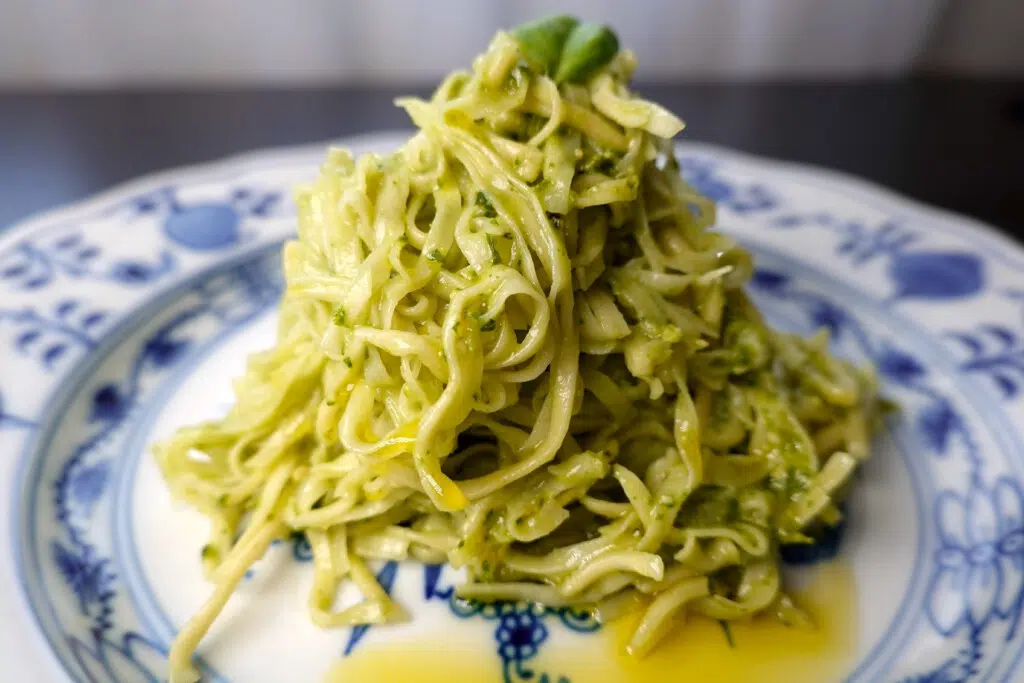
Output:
[
  {"xmin": 927, "ymin": 478, "xmax": 1024, "ymax": 636},
  {"xmin": 496, "ymin": 608, "xmax": 548, "ymax": 664}
]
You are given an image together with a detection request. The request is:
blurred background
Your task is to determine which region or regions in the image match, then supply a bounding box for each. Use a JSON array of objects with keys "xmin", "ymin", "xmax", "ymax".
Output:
[
  {"xmin": 1, "ymin": 0, "xmax": 1022, "ymax": 85},
  {"xmin": 0, "ymin": 0, "xmax": 1021, "ymax": 230}
]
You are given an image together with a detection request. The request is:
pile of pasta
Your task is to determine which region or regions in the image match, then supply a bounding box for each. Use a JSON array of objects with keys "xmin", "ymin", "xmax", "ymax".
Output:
[{"xmin": 158, "ymin": 16, "xmax": 882, "ymax": 682}]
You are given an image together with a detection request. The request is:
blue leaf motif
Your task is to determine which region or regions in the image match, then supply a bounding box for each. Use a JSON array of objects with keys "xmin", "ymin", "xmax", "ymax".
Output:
[
  {"xmin": 250, "ymin": 193, "xmax": 281, "ymax": 217},
  {"xmin": 71, "ymin": 461, "xmax": 110, "ymax": 513},
  {"xmin": 771, "ymin": 214, "xmax": 806, "ymax": 228},
  {"xmin": 55, "ymin": 300, "xmax": 78, "ymax": 317},
  {"xmin": 23, "ymin": 277, "xmax": 48, "ymax": 289},
  {"xmin": 984, "ymin": 325, "xmax": 1016, "ymax": 347},
  {"xmin": 919, "ymin": 399, "xmax": 959, "ymax": 453},
  {"xmin": 728, "ymin": 185, "xmax": 777, "ymax": 214},
  {"xmin": 691, "ymin": 176, "xmax": 732, "ymax": 202},
  {"xmin": 144, "ymin": 336, "xmax": 189, "ymax": 367},
  {"xmin": 15, "ymin": 329, "xmax": 41, "ymax": 351},
  {"xmin": 89, "ymin": 384, "xmax": 127, "ymax": 422},
  {"xmin": 76, "ymin": 247, "xmax": 100, "ymax": 262},
  {"xmin": 994, "ymin": 373, "xmax": 1018, "ymax": 399},
  {"xmin": 134, "ymin": 197, "xmax": 159, "ymax": 213},
  {"xmin": 809, "ymin": 301, "xmax": 847, "ymax": 337},
  {"xmin": 890, "ymin": 251, "xmax": 985, "ymax": 302},
  {"xmin": 110, "ymin": 261, "xmax": 155, "ymax": 284},
  {"xmin": 81, "ymin": 311, "xmax": 106, "ymax": 329},
  {"xmin": 750, "ymin": 269, "xmax": 789, "ymax": 292},
  {"xmin": 1, "ymin": 263, "xmax": 28, "ymax": 279},
  {"xmin": 878, "ymin": 344, "xmax": 928, "ymax": 384},
  {"xmin": 54, "ymin": 234, "xmax": 82, "ymax": 249},
  {"xmin": 43, "ymin": 343, "xmax": 68, "ymax": 367},
  {"xmin": 947, "ymin": 332, "xmax": 984, "ymax": 356}
]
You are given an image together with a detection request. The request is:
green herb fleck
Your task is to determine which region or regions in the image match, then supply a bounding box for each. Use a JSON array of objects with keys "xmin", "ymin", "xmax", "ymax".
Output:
[
  {"xmin": 200, "ymin": 544, "xmax": 217, "ymax": 560},
  {"xmin": 333, "ymin": 308, "xmax": 347, "ymax": 326},
  {"xmin": 487, "ymin": 234, "xmax": 502, "ymax": 265},
  {"xmin": 427, "ymin": 249, "xmax": 445, "ymax": 262},
  {"xmin": 343, "ymin": 357, "xmax": 353, "ymax": 368},
  {"xmin": 475, "ymin": 191, "xmax": 497, "ymax": 218},
  {"xmin": 471, "ymin": 310, "xmax": 497, "ymax": 332}
]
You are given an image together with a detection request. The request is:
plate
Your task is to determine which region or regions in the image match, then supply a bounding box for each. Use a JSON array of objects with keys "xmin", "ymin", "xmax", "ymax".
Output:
[{"xmin": 4, "ymin": 131, "xmax": 1024, "ymax": 683}]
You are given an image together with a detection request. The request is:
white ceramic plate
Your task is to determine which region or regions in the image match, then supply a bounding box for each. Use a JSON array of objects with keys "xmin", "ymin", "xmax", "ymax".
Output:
[{"xmin": 4, "ymin": 132, "xmax": 1024, "ymax": 683}]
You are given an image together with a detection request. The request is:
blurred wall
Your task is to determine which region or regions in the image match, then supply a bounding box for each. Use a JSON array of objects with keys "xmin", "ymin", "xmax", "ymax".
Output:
[{"xmin": 0, "ymin": 0, "xmax": 1018, "ymax": 87}]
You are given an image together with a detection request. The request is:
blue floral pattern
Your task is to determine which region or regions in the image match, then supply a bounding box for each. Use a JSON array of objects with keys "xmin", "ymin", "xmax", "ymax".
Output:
[
  {"xmin": 5, "ymin": 139, "xmax": 1024, "ymax": 682},
  {"xmin": 751, "ymin": 266, "xmax": 1024, "ymax": 682},
  {"xmin": 427, "ymin": 566, "xmax": 600, "ymax": 683}
]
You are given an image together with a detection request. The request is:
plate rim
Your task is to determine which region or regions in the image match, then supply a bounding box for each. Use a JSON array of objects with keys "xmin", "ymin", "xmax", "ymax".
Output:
[
  {"xmin": 2, "ymin": 134, "xmax": 1020, "ymax": 263},
  {"xmin": 4, "ymin": 131, "xmax": 1023, "ymax": 682}
]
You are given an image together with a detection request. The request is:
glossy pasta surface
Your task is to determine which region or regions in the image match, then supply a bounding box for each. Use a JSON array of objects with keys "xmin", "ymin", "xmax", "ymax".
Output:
[{"xmin": 157, "ymin": 18, "xmax": 883, "ymax": 682}]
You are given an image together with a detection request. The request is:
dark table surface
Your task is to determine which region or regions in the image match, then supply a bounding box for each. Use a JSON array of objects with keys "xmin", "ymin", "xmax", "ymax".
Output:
[{"xmin": 1, "ymin": 79, "xmax": 1022, "ymax": 237}]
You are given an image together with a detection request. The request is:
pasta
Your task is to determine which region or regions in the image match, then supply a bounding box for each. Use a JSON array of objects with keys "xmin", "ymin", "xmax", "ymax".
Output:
[{"xmin": 156, "ymin": 16, "xmax": 884, "ymax": 682}]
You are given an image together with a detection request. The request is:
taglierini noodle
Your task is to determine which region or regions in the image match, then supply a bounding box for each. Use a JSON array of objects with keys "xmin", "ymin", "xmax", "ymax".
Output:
[{"xmin": 157, "ymin": 16, "xmax": 884, "ymax": 682}]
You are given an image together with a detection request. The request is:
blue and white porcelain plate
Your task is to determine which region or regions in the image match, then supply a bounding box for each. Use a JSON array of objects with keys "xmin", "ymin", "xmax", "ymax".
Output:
[{"xmin": 4, "ymin": 132, "xmax": 1024, "ymax": 682}]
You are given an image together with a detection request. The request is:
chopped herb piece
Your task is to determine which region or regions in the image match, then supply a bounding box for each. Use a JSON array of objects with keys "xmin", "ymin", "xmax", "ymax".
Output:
[
  {"xmin": 343, "ymin": 357, "xmax": 353, "ymax": 368},
  {"xmin": 427, "ymin": 249, "xmax": 445, "ymax": 262},
  {"xmin": 475, "ymin": 191, "xmax": 498, "ymax": 218},
  {"xmin": 333, "ymin": 308, "xmax": 347, "ymax": 326},
  {"xmin": 487, "ymin": 234, "xmax": 502, "ymax": 264}
]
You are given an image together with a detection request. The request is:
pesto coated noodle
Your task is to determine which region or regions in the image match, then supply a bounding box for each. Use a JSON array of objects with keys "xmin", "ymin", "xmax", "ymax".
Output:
[{"xmin": 157, "ymin": 16, "xmax": 884, "ymax": 682}]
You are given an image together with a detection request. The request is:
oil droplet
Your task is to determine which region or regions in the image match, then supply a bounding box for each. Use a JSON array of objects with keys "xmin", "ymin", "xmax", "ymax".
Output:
[{"xmin": 324, "ymin": 562, "xmax": 856, "ymax": 683}]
